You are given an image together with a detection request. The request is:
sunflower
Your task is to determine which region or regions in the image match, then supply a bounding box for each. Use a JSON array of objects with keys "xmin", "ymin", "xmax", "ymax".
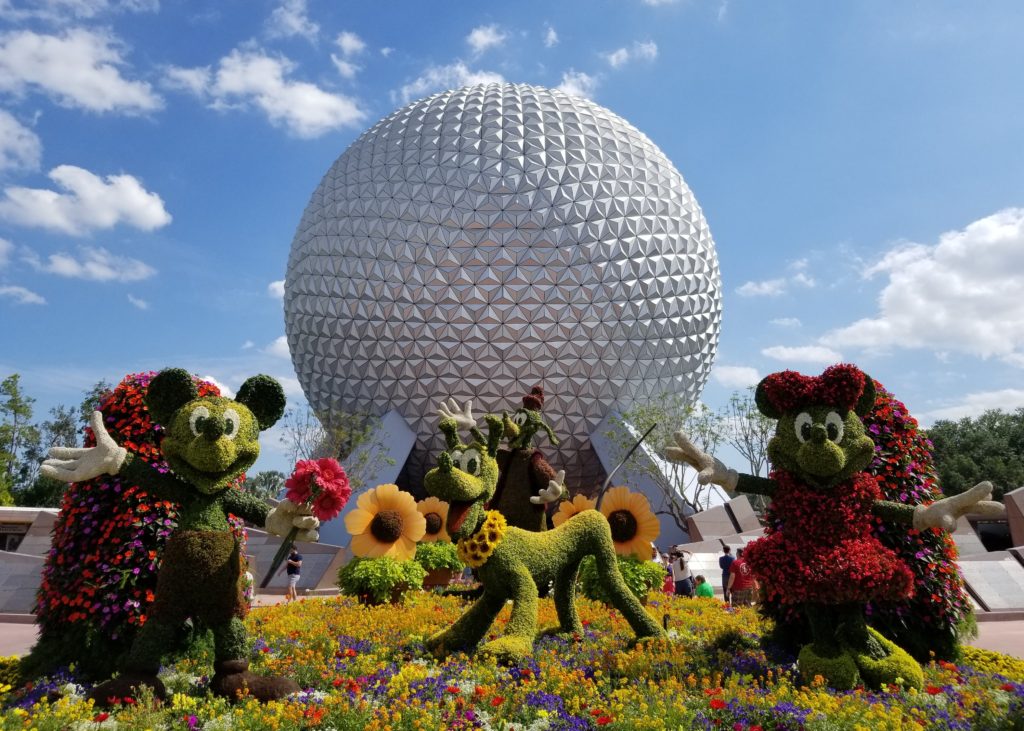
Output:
[
  {"xmin": 600, "ymin": 486, "xmax": 660, "ymax": 558},
  {"xmin": 345, "ymin": 484, "xmax": 426, "ymax": 560},
  {"xmin": 416, "ymin": 496, "xmax": 450, "ymax": 543},
  {"xmin": 552, "ymin": 494, "xmax": 597, "ymax": 527}
]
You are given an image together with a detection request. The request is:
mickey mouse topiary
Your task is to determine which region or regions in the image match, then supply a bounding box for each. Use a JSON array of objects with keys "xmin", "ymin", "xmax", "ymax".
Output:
[
  {"xmin": 666, "ymin": 364, "xmax": 1005, "ymax": 690},
  {"xmin": 41, "ymin": 368, "xmax": 319, "ymax": 706}
]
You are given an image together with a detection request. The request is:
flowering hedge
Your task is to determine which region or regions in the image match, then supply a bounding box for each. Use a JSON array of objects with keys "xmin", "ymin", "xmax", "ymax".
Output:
[
  {"xmin": 25, "ymin": 372, "xmax": 248, "ymax": 680},
  {"xmin": 3, "ymin": 593, "xmax": 1022, "ymax": 729}
]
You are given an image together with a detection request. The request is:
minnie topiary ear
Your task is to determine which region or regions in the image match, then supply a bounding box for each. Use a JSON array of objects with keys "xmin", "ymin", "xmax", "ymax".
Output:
[
  {"xmin": 854, "ymin": 375, "xmax": 876, "ymax": 417},
  {"xmin": 754, "ymin": 378, "xmax": 783, "ymax": 419},
  {"xmin": 235, "ymin": 375, "xmax": 286, "ymax": 430},
  {"xmin": 146, "ymin": 368, "xmax": 199, "ymax": 426}
]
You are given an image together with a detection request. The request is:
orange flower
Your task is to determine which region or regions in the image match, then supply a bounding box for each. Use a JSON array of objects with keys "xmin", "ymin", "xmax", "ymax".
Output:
[
  {"xmin": 552, "ymin": 494, "xmax": 597, "ymax": 527},
  {"xmin": 344, "ymin": 484, "xmax": 426, "ymax": 560},
  {"xmin": 600, "ymin": 486, "xmax": 660, "ymax": 558},
  {"xmin": 416, "ymin": 496, "xmax": 450, "ymax": 543}
]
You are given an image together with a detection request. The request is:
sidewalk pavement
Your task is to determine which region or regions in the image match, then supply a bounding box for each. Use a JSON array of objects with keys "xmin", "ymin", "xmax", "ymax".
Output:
[{"xmin": 4, "ymin": 607, "xmax": 1024, "ymax": 662}]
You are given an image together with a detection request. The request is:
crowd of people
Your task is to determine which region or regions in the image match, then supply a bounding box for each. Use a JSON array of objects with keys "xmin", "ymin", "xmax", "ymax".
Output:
[{"xmin": 651, "ymin": 542, "xmax": 758, "ymax": 607}]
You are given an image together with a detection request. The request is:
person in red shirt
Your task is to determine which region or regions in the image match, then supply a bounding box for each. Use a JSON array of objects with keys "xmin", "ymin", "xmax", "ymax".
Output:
[{"xmin": 726, "ymin": 547, "xmax": 757, "ymax": 607}]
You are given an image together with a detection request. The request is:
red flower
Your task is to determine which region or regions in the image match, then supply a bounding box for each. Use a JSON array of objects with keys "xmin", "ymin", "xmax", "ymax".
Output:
[
  {"xmin": 312, "ymin": 488, "xmax": 348, "ymax": 522},
  {"xmin": 926, "ymin": 685, "xmax": 942, "ymax": 695},
  {"xmin": 597, "ymin": 717, "xmax": 613, "ymax": 726},
  {"xmin": 447, "ymin": 685, "xmax": 461, "ymax": 694},
  {"xmin": 285, "ymin": 460, "xmax": 321, "ymax": 504},
  {"xmin": 343, "ymin": 647, "xmax": 357, "ymax": 657},
  {"xmin": 491, "ymin": 696, "xmax": 505, "ymax": 706},
  {"xmin": 94, "ymin": 713, "xmax": 110, "ymax": 722},
  {"xmin": 710, "ymin": 698, "xmax": 727, "ymax": 710}
]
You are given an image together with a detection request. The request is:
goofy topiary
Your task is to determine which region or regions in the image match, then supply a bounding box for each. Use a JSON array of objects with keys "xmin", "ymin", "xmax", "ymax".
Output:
[
  {"xmin": 423, "ymin": 411, "xmax": 665, "ymax": 663},
  {"xmin": 41, "ymin": 368, "xmax": 318, "ymax": 705},
  {"xmin": 666, "ymin": 364, "xmax": 1005, "ymax": 691}
]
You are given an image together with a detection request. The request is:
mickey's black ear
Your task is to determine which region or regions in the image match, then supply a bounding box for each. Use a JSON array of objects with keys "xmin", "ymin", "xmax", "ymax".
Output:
[
  {"xmin": 146, "ymin": 368, "xmax": 199, "ymax": 426},
  {"xmin": 854, "ymin": 375, "xmax": 876, "ymax": 417},
  {"xmin": 754, "ymin": 379, "xmax": 782, "ymax": 419},
  {"xmin": 236, "ymin": 375, "xmax": 286, "ymax": 430}
]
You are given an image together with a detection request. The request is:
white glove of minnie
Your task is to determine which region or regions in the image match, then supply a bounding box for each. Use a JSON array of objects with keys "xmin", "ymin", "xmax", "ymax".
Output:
[
  {"xmin": 265, "ymin": 499, "xmax": 320, "ymax": 542},
  {"xmin": 913, "ymin": 481, "xmax": 1005, "ymax": 531},
  {"xmin": 664, "ymin": 430, "xmax": 739, "ymax": 492}
]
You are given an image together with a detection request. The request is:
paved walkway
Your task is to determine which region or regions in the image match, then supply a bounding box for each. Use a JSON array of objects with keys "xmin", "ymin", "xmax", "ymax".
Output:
[{"xmin": 3, "ymin": 609, "xmax": 1024, "ymax": 662}]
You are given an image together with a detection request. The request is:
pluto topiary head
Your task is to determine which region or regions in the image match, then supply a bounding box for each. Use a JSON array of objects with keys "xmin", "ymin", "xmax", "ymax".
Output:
[
  {"xmin": 145, "ymin": 368, "xmax": 286, "ymax": 494},
  {"xmin": 424, "ymin": 414, "xmax": 503, "ymax": 541},
  {"xmin": 756, "ymin": 364, "xmax": 876, "ymax": 489}
]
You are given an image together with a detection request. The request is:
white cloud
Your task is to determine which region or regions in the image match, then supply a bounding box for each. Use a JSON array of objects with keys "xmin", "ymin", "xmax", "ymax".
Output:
[
  {"xmin": 543, "ymin": 24, "xmax": 558, "ymax": 48},
  {"xmin": 770, "ymin": 317, "xmax": 802, "ymax": 328},
  {"xmin": 0, "ymin": 28, "xmax": 161, "ymax": 113},
  {"xmin": 737, "ymin": 278, "xmax": 786, "ymax": 297},
  {"xmin": 265, "ymin": 0, "xmax": 319, "ymax": 42},
  {"xmin": 396, "ymin": 62, "xmax": 503, "ymax": 105},
  {"xmin": 27, "ymin": 245, "xmax": 155, "ymax": 281},
  {"xmin": 265, "ymin": 335, "xmax": 290, "ymax": 358},
  {"xmin": 200, "ymin": 374, "xmax": 234, "ymax": 398},
  {"xmin": 268, "ymin": 279, "xmax": 284, "ymax": 298},
  {"xmin": 762, "ymin": 345, "xmax": 844, "ymax": 365},
  {"xmin": 555, "ymin": 69, "xmax": 598, "ymax": 99},
  {"xmin": 163, "ymin": 65, "xmax": 210, "ymax": 95},
  {"xmin": 0, "ymin": 284, "xmax": 44, "ymax": 304},
  {"xmin": 169, "ymin": 49, "xmax": 367, "ymax": 138},
  {"xmin": 0, "ymin": 236, "xmax": 11, "ymax": 266},
  {"xmin": 335, "ymin": 31, "xmax": 365, "ymax": 57},
  {"xmin": 641, "ymin": 0, "xmax": 679, "ymax": 5},
  {"xmin": 127, "ymin": 293, "xmax": 147, "ymax": 309},
  {"xmin": 604, "ymin": 40, "xmax": 658, "ymax": 68},
  {"xmin": 241, "ymin": 339, "xmax": 255, "ymax": 349},
  {"xmin": 275, "ymin": 374, "xmax": 302, "ymax": 397},
  {"xmin": 923, "ymin": 389, "xmax": 1024, "ymax": 423},
  {"xmin": 466, "ymin": 24, "xmax": 507, "ymax": 55},
  {"xmin": 823, "ymin": 208, "xmax": 1024, "ymax": 363},
  {"xmin": 0, "ymin": 109, "xmax": 40, "ymax": 172},
  {"xmin": 712, "ymin": 365, "xmax": 761, "ymax": 389},
  {"xmin": 0, "ymin": 0, "xmax": 158, "ymax": 22},
  {"xmin": 331, "ymin": 57, "xmax": 358, "ymax": 79},
  {"xmin": 380, "ymin": 47, "xmax": 393, "ymax": 58},
  {"xmin": 0, "ymin": 164, "xmax": 171, "ymax": 235}
]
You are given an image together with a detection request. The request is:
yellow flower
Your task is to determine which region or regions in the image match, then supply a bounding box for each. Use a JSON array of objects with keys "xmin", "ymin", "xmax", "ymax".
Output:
[
  {"xmin": 345, "ymin": 484, "xmax": 426, "ymax": 560},
  {"xmin": 552, "ymin": 494, "xmax": 597, "ymax": 527},
  {"xmin": 456, "ymin": 511, "xmax": 507, "ymax": 567},
  {"xmin": 416, "ymin": 496, "xmax": 450, "ymax": 543},
  {"xmin": 600, "ymin": 486, "xmax": 660, "ymax": 558}
]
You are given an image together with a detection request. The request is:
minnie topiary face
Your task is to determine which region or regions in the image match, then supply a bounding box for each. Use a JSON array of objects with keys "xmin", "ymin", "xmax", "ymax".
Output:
[
  {"xmin": 145, "ymin": 368, "xmax": 285, "ymax": 494},
  {"xmin": 756, "ymin": 364, "xmax": 877, "ymax": 489}
]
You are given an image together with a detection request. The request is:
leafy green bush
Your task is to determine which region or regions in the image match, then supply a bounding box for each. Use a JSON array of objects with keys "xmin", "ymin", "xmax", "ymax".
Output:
[
  {"xmin": 337, "ymin": 557, "xmax": 426, "ymax": 604},
  {"xmin": 577, "ymin": 554, "xmax": 665, "ymax": 605},
  {"xmin": 414, "ymin": 541, "xmax": 464, "ymax": 571}
]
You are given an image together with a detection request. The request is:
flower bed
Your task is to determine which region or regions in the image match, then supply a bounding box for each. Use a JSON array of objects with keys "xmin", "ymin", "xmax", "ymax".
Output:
[{"xmin": 3, "ymin": 593, "xmax": 1022, "ymax": 730}]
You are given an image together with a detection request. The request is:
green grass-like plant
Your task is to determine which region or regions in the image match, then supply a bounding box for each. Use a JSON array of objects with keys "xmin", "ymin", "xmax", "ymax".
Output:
[
  {"xmin": 577, "ymin": 554, "xmax": 665, "ymax": 605},
  {"xmin": 414, "ymin": 541, "xmax": 465, "ymax": 571},
  {"xmin": 337, "ymin": 556, "xmax": 427, "ymax": 605}
]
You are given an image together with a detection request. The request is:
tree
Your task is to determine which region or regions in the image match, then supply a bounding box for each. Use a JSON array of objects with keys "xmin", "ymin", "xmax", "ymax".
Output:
[
  {"xmin": 717, "ymin": 388, "xmax": 774, "ymax": 513},
  {"xmin": 926, "ymin": 409, "xmax": 1024, "ymax": 500},
  {"xmin": 246, "ymin": 470, "xmax": 286, "ymax": 501},
  {"xmin": 604, "ymin": 393, "xmax": 726, "ymax": 533},
  {"xmin": 0, "ymin": 374, "xmax": 39, "ymax": 505},
  {"xmin": 79, "ymin": 379, "xmax": 113, "ymax": 428},
  {"xmin": 17, "ymin": 404, "xmax": 80, "ymax": 507}
]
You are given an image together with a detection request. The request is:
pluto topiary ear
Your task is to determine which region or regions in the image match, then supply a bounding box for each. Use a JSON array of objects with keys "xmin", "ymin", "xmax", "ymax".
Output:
[
  {"xmin": 854, "ymin": 375, "xmax": 876, "ymax": 417},
  {"xmin": 146, "ymin": 368, "xmax": 199, "ymax": 426},
  {"xmin": 236, "ymin": 375, "xmax": 286, "ymax": 430}
]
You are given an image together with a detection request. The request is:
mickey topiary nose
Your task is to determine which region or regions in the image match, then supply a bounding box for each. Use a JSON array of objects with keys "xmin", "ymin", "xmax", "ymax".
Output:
[
  {"xmin": 201, "ymin": 414, "xmax": 225, "ymax": 440},
  {"xmin": 810, "ymin": 423, "xmax": 828, "ymax": 444}
]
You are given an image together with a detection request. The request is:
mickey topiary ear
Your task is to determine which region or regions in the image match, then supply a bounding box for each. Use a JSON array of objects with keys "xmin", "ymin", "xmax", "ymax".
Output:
[
  {"xmin": 754, "ymin": 378, "xmax": 783, "ymax": 419},
  {"xmin": 146, "ymin": 368, "xmax": 199, "ymax": 426},
  {"xmin": 236, "ymin": 375, "xmax": 286, "ymax": 430},
  {"xmin": 854, "ymin": 374, "xmax": 876, "ymax": 417}
]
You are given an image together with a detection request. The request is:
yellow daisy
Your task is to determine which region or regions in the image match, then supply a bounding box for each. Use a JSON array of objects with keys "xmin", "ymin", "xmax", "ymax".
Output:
[
  {"xmin": 552, "ymin": 494, "xmax": 598, "ymax": 527},
  {"xmin": 344, "ymin": 483, "xmax": 426, "ymax": 560},
  {"xmin": 600, "ymin": 486, "xmax": 660, "ymax": 558},
  {"xmin": 416, "ymin": 496, "xmax": 450, "ymax": 543}
]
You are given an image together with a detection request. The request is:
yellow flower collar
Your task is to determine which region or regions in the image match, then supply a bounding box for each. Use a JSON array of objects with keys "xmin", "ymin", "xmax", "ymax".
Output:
[{"xmin": 456, "ymin": 510, "xmax": 507, "ymax": 568}]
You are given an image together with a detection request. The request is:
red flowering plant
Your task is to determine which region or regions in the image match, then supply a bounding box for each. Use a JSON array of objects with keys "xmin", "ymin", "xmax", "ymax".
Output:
[
  {"xmin": 27, "ymin": 371, "xmax": 249, "ymax": 680},
  {"xmin": 259, "ymin": 457, "xmax": 351, "ymax": 587}
]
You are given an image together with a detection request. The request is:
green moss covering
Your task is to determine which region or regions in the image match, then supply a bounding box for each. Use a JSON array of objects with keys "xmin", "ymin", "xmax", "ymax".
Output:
[
  {"xmin": 854, "ymin": 628, "xmax": 924, "ymax": 690},
  {"xmin": 798, "ymin": 643, "xmax": 861, "ymax": 691},
  {"xmin": 338, "ymin": 557, "xmax": 427, "ymax": 604}
]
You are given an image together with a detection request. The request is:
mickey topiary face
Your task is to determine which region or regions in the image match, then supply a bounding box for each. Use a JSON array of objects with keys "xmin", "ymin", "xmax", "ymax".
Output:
[
  {"xmin": 145, "ymin": 368, "xmax": 285, "ymax": 494},
  {"xmin": 756, "ymin": 364, "xmax": 876, "ymax": 489}
]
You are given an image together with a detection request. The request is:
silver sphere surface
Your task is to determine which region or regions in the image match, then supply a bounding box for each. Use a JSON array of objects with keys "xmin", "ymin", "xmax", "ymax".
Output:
[{"xmin": 284, "ymin": 83, "xmax": 722, "ymax": 490}]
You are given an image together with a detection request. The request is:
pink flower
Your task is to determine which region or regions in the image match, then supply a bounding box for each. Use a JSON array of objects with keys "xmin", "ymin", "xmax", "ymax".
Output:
[
  {"xmin": 285, "ymin": 460, "xmax": 321, "ymax": 504},
  {"xmin": 315, "ymin": 458, "xmax": 351, "ymax": 497},
  {"xmin": 312, "ymin": 488, "xmax": 348, "ymax": 522}
]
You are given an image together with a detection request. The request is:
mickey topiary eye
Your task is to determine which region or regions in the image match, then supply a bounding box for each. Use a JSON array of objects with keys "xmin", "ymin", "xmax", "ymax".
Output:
[
  {"xmin": 223, "ymin": 409, "xmax": 240, "ymax": 440},
  {"xmin": 189, "ymin": 405, "xmax": 211, "ymax": 436},
  {"xmin": 825, "ymin": 412, "xmax": 844, "ymax": 443},
  {"xmin": 458, "ymin": 448, "xmax": 482, "ymax": 476},
  {"xmin": 794, "ymin": 412, "xmax": 812, "ymax": 443}
]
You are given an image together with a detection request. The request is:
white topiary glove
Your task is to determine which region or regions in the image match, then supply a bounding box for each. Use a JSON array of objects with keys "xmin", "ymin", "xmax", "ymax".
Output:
[
  {"xmin": 40, "ymin": 410, "xmax": 127, "ymax": 483},
  {"xmin": 265, "ymin": 498, "xmax": 320, "ymax": 542},
  {"xmin": 437, "ymin": 398, "xmax": 476, "ymax": 431},
  {"xmin": 664, "ymin": 429, "xmax": 739, "ymax": 492},
  {"xmin": 913, "ymin": 481, "xmax": 1006, "ymax": 531},
  {"xmin": 531, "ymin": 469, "xmax": 566, "ymax": 505}
]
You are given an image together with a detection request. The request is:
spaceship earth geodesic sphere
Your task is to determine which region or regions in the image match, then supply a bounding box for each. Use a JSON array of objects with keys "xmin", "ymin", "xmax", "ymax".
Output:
[{"xmin": 284, "ymin": 83, "xmax": 721, "ymax": 490}]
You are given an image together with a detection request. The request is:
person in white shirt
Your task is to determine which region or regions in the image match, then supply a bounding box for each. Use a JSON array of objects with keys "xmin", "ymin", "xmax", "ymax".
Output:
[{"xmin": 670, "ymin": 547, "xmax": 693, "ymax": 597}]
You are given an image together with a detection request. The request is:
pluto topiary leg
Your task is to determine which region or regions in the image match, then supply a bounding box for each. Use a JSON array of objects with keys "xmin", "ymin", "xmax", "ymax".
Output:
[
  {"xmin": 427, "ymin": 589, "xmax": 506, "ymax": 658},
  {"xmin": 479, "ymin": 564, "xmax": 538, "ymax": 662},
  {"xmin": 547, "ymin": 559, "xmax": 584, "ymax": 637}
]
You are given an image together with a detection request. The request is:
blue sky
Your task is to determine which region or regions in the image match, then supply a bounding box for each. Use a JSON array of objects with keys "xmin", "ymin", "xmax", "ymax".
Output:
[{"xmin": 1, "ymin": 0, "xmax": 1023, "ymax": 475}]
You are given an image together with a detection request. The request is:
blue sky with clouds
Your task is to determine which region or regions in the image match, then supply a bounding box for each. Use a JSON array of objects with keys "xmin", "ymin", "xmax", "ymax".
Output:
[{"xmin": 1, "ymin": 0, "xmax": 1023, "ymax": 475}]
